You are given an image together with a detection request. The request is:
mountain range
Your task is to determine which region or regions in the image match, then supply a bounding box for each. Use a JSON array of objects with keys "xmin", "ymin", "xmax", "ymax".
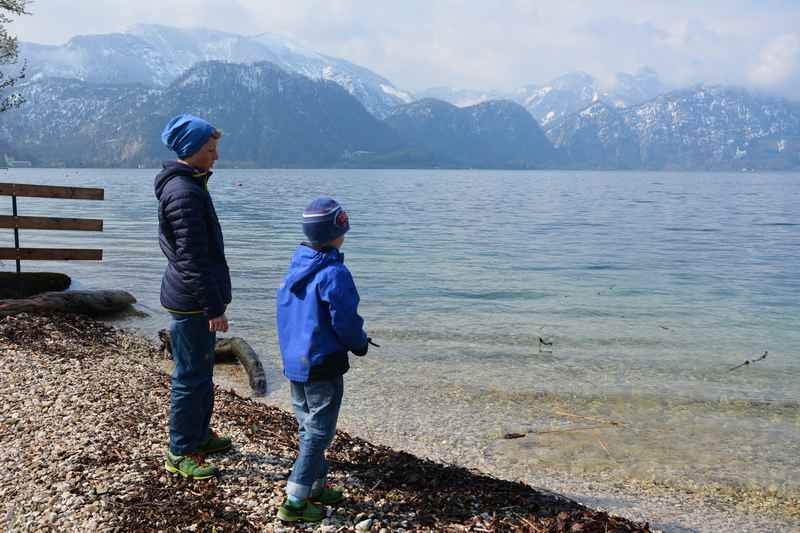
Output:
[
  {"xmin": 1, "ymin": 62, "xmax": 412, "ymax": 168},
  {"xmin": 545, "ymin": 85, "xmax": 800, "ymax": 170},
  {"xmin": 20, "ymin": 24, "xmax": 412, "ymax": 118},
  {"xmin": 429, "ymin": 68, "xmax": 665, "ymax": 127},
  {"xmin": 386, "ymin": 98, "xmax": 555, "ymax": 168},
  {"xmin": 3, "ymin": 61, "xmax": 557, "ymax": 168},
  {"xmin": 3, "ymin": 25, "xmax": 799, "ymax": 170}
]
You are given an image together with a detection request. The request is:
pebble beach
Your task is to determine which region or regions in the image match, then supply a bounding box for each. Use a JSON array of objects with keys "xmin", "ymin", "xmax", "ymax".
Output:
[
  {"xmin": 1, "ymin": 311, "xmax": 797, "ymax": 532},
  {"xmin": 0, "ymin": 312, "xmax": 651, "ymax": 532}
]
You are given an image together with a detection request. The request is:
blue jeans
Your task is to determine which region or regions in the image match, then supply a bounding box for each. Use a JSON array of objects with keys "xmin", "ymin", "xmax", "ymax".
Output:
[
  {"xmin": 286, "ymin": 376, "xmax": 344, "ymax": 500},
  {"xmin": 169, "ymin": 313, "xmax": 216, "ymax": 455}
]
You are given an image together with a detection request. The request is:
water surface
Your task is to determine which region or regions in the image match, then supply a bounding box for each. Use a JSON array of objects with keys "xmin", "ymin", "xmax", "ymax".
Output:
[{"xmin": 2, "ymin": 168, "xmax": 797, "ymax": 502}]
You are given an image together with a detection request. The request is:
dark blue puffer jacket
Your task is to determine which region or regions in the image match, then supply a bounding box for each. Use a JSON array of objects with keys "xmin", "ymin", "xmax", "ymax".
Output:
[
  {"xmin": 277, "ymin": 245, "xmax": 368, "ymax": 382},
  {"xmin": 155, "ymin": 161, "xmax": 231, "ymax": 318}
]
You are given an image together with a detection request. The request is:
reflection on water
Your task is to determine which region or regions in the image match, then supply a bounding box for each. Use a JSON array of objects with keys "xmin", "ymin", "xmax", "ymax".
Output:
[{"xmin": 2, "ymin": 168, "xmax": 798, "ymax": 506}]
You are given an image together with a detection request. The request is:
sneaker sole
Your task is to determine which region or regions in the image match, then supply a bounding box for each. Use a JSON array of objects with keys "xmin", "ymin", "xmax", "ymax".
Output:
[
  {"xmin": 276, "ymin": 513, "xmax": 322, "ymax": 523},
  {"xmin": 164, "ymin": 461, "xmax": 216, "ymax": 480},
  {"xmin": 309, "ymin": 496, "xmax": 344, "ymax": 506},
  {"xmin": 196, "ymin": 443, "xmax": 232, "ymax": 455}
]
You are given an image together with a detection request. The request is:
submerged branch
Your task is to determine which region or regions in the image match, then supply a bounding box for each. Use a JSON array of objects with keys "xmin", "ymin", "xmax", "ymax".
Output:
[{"xmin": 729, "ymin": 351, "xmax": 768, "ymax": 372}]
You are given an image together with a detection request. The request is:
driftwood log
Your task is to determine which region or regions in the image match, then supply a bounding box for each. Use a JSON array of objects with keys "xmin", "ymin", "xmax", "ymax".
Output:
[
  {"xmin": 0, "ymin": 272, "xmax": 71, "ymax": 298},
  {"xmin": 0, "ymin": 290, "xmax": 136, "ymax": 317},
  {"xmin": 159, "ymin": 330, "xmax": 267, "ymax": 396}
]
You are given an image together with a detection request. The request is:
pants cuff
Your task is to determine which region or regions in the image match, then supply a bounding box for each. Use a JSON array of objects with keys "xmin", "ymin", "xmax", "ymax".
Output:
[
  {"xmin": 169, "ymin": 445, "xmax": 196, "ymax": 455},
  {"xmin": 286, "ymin": 480, "xmax": 311, "ymax": 500},
  {"xmin": 311, "ymin": 478, "xmax": 326, "ymax": 496}
]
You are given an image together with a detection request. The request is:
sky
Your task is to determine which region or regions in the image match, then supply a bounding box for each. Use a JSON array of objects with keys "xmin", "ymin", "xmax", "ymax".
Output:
[{"xmin": 8, "ymin": 0, "xmax": 800, "ymax": 98}]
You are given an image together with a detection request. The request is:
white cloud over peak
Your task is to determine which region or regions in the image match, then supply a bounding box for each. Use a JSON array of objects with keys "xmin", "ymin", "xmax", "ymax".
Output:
[
  {"xmin": 8, "ymin": 0, "xmax": 800, "ymax": 99},
  {"xmin": 749, "ymin": 33, "xmax": 800, "ymax": 89}
]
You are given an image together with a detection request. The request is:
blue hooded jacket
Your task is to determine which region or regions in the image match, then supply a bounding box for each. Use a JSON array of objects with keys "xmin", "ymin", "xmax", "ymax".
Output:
[
  {"xmin": 154, "ymin": 161, "xmax": 231, "ymax": 318},
  {"xmin": 277, "ymin": 244, "xmax": 368, "ymax": 382}
]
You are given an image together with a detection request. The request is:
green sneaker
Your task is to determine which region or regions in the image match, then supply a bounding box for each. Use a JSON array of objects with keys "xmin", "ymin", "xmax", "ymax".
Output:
[
  {"xmin": 164, "ymin": 451, "xmax": 218, "ymax": 480},
  {"xmin": 196, "ymin": 431, "xmax": 233, "ymax": 455},
  {"xmin": 310, "ymin": 485, "xmax": 344, "ymax": 506},
  {"xmin": 277, "ymin": 499, "xmax": 324, "ymax": 523}
]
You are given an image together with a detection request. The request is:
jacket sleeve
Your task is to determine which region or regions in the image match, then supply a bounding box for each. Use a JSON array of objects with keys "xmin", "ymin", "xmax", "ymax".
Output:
[
  {"xmin": 163, "ymin": 188, "xmax": 225, "ymax": 317},
  {"xmin": 319, "ymin": 266, "xmax": 368, "ymax": 352}
]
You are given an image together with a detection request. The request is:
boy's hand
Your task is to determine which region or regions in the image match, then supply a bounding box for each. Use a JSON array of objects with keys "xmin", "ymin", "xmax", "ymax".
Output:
[
  {"xmin": 353, "ymin": 337, "xmax": 377, "ymax": 357},
  {"xmin": 209, "ymin": 314, "xmax": 229, "ymax": 333},
  {"xmin": 352, "ymin": 342, "xmax": 369, "ymax": 357}
]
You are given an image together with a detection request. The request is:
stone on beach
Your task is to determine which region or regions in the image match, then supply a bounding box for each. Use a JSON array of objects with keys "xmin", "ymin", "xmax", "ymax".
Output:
[{"xmin": 0, "ymin": 312, "xmax": 651, "ymax": 532}]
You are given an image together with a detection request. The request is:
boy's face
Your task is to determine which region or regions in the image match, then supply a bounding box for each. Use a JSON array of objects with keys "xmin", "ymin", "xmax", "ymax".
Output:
[
  {"xmin": 185, "ymin": 137, "xmax": 219, "ymax": 172},
  {"xmin": 330, "ymin": 235, "xmax": 345, "ymax": 250}
]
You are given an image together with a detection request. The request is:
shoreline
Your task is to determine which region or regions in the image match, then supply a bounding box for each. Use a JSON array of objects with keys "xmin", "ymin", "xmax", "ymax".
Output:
[
  {"xmin": 194, "ymin": 342, "xmax": 800, "ymax": 532},
  {"xmin": 172, "ymin": 332, "xmax": 799, "ymax": 532},
  {"xmin": 1, "ymin": 312, "xmax": 796, "ymax": 531},
  {"xmin": 0, "ymin": 312, "xmax": 650, "ymax": 532},
  {"xmin": 245, "ymin": 372, "xmax": 799, "ymax": 533}
]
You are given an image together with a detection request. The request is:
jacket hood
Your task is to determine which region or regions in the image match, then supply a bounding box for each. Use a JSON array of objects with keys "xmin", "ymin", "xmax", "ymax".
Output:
[
  {"xmin": 154, "ymin": 161, "xmax": 212, "ymax": 200},
  {"xmin": 283, "ymin": 244, "xmax": 343, "ymax": 294}
]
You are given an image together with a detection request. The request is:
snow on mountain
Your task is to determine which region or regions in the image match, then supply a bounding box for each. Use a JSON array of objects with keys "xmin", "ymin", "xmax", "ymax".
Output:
[
  {"xmin": 624, "ymin": 85, "xmax": 800, "ymax": 169},
  {"xmin": 0, "ymin": 61, "xmax": 407, "ymax": 167},
  {"xmin": 546, "ymin": 84, "xmax": 800, "ymax": 169},
  {"xmin": 545, "ymin": 100, "xmax": 641, "ymax": 168},
  {"xmin": 512, "ymin": 68, "xmax": 666, "ymax": 126},
  {"xmin": 512, "ymin": 71, "xmax": 599, "ymax": 126},
  {"xmin": 129, "ymin": 25, "xmax": 280, "ymax": 77},
  {"xmin": 21, "ymin": 34, "xmax": 173, "ymax": 86},
  {"xmin": 416, "ymin": 69, "xmax": 662, "ymax": 123},
  {"xmin": 415, "ymin": 87, "xmax": 503, "ymax": 108},
  {"xmin": 606, "ymin": 67, "xmax": 664, "ymax": 108},
  {"xmin": 20, "ymin": 24, "xmax": 412, "ymax": 118}
]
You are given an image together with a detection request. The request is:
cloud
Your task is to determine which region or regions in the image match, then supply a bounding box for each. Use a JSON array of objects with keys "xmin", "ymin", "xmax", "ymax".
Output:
[
  {"xmin": 748, "ymin": 33, "xmax": 800, "ymax": 91},
  {"xmin": 7, "ymin": 0, "xmax": 800, "ymax": 99}
]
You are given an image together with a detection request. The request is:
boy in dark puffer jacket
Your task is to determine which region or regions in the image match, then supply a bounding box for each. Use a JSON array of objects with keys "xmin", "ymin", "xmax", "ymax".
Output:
[
  {"xmin": 155, "ymin": 114, "xmax": 233, "ymax": 480},
  {"xmin": 276, "ymin": 197, "xmax": 371, "ymax": 523}
]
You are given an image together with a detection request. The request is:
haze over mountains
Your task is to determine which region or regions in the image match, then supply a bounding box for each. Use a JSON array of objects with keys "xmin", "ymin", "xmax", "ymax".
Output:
[{"xmin": 3, "ymin": 25, "xmax": 799, "ymax": 170}]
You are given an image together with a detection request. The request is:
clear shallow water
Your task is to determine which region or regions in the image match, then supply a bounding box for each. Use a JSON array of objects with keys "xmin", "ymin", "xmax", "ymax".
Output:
[{"xmin": 2, "ymin": 168, "xmax": 798, "ymax": 500}]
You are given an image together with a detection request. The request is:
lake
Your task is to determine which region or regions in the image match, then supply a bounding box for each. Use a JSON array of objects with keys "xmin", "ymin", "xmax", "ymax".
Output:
[{"xmin": 2, "ymin": 167, "xmax": 798, "ymax": 506}]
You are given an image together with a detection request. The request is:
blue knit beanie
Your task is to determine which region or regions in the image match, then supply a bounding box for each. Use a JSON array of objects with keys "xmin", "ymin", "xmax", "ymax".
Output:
[
  {"xmin": 161, "ymin": 114, "xmax": 215, "ymax": 158},
  {"xmin": 302, "ymin": 197, "xmax": 350, "ymax": 245}
]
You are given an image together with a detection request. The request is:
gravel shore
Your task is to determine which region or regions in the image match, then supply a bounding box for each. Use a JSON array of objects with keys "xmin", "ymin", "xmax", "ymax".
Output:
[
  {"xmin": 3, "ymin": 312, "xmax": 797, "ymax": 532},
  {"xmin": 0, "ymin": 313, "xmax": 651, "ymax": 532},
  {"xmin": 311, "ymin": 374, "xmax": 800, "ymax": 533}
]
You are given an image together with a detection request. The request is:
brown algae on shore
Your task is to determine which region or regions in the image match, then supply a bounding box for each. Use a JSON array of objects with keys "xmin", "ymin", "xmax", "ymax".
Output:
[
  {"xmin": 316, "ymin": 368, "xmax": 800, "ymax": 528},
  {"xmin": 480, "ymin": 390, "xmax": 800, "ymax": 522},
  {"xmin": 0, "ymin": 312, "xmax": 652, "ymax": 532}
]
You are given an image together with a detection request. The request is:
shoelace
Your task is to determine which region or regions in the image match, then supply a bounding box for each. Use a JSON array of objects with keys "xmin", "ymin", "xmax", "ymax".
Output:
[{"xmin": 186, "ymin": 452, "xmax": 206, "ymax": 465}]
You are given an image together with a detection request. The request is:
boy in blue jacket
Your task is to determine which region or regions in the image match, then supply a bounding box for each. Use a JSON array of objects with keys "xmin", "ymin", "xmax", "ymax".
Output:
[{"xmin": 276, "ymin": 197, "xmax": 370, "ymax": 523}]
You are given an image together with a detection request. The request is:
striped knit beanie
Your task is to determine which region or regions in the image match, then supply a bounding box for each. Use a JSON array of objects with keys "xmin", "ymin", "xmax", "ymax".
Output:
[{"xmin": 302, "ymin": 197, "xmax": 350, "ymax": 245}]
